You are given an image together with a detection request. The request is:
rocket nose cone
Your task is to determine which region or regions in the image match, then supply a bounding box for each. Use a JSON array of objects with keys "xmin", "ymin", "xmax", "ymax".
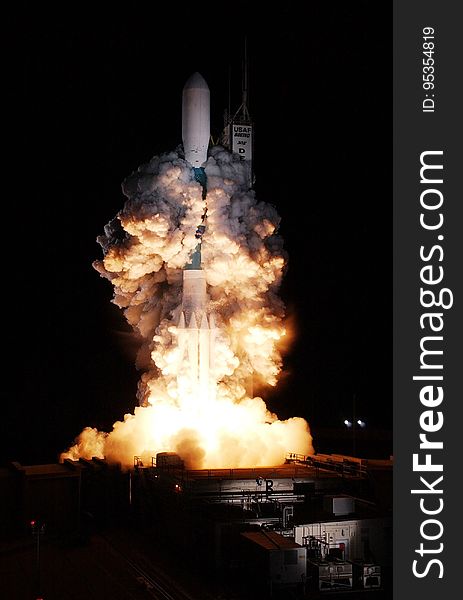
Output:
[{"xmin": 183, "ymin": 72, "xmax": 209, "ymax": 91}]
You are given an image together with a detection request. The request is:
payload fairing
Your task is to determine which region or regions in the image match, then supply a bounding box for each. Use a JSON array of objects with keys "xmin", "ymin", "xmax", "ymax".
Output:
[
  {"xmin": 182, "ymin": 72, "xmax": 210, "ymax": 169},
  {"xmin": 177, "ymin": 73, "xmax": 215, "ymax": 401}
]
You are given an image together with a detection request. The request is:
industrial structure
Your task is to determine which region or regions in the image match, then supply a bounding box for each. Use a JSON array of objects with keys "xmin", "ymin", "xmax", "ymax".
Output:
[
  {"xmin": 130, "ymin": 452, "xmax": 392, "ymax": 596},
  {"xmin": 1, "ymin": 453, "xmax": 392, "ymax": 597}
]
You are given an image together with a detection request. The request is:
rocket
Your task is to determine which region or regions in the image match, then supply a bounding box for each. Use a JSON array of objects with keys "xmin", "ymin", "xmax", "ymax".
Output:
[
  {"xmin": 182, "ymin": 72, "xmax": 210, "ymax": 169},
  {"xmin": 177, "ymin": 73, "xmax": 215, "ymax": 401}
]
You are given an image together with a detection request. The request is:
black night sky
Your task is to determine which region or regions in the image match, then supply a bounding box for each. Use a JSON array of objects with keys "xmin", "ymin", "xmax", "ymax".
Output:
[{"xmin": 2, "ymin": 2, "xmax": 391, "ymax": 465}]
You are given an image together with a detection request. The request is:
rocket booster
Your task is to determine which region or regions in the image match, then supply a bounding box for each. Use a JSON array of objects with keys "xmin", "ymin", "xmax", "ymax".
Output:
[
  {"xmin": 177, "ymin": 270, "xmax": 216, "ymax": 401},
  {"xmin": 182, "ymin": 72, "xmax": 210, "ymax": 168}
]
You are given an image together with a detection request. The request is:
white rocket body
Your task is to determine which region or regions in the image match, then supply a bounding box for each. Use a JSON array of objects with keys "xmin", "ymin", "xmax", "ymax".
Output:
[
  {"xmin": 177, "ymin": 270, "xmax": 215, "ymax": 401},
  {"xmin": 177, "ymin": 73, "xmax": 214, "ymax": 402},
  {"xmin": 182, "ymin": 72, "xmax": 210, "ymax": 168}
]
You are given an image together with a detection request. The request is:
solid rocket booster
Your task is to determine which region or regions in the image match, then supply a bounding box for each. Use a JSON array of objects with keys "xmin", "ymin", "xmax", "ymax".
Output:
[
  {"xmin": 177, "ymin": 270, "xmax": 216, "ymax": 399},
  {"xmin": 182, "ymin": 72, "xmax": 210, "ymax": 168}
]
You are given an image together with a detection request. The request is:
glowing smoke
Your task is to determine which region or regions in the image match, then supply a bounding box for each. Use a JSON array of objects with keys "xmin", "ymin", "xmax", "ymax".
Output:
[{"xmin": 61, "ymin": 146, "xmax": 313, "ymax": 468}]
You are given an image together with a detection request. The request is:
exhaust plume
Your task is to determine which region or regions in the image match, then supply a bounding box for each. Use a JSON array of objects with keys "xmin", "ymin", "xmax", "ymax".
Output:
[{"xmin": 62, "ymin": 146, "xmax": 313, "ymax": 468}]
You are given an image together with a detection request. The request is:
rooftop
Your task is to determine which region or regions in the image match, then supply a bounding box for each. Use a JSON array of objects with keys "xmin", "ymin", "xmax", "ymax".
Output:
[{"xmin": 241, "ymin": 531, "xmax": 301, "ymax": 551}]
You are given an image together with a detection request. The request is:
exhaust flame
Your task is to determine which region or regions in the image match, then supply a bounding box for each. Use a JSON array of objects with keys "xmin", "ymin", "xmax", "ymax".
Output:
[{"xmin": 61, "ymin": 147, "xmax": 313, "ymax": 468}]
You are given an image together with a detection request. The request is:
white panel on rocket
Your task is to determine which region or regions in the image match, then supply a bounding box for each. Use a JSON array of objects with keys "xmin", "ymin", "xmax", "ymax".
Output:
[{"xmin": 182, "ymin": 72, "xmax": 210, "ymax": 168}]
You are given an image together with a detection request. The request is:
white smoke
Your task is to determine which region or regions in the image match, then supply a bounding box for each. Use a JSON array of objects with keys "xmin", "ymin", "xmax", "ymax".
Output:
[{"xmin": 62, "ymin": 146, "xmax": 313, "ymax": 468}]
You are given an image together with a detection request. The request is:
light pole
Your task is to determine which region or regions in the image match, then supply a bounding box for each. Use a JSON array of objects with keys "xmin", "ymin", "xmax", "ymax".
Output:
[
  {"xmin": 343, "ymin": 395, "xmax": 366, "ymax": 457},
  {"xmin": 30, "ymin": 519, "xmax": 45, "ymax": 599}
]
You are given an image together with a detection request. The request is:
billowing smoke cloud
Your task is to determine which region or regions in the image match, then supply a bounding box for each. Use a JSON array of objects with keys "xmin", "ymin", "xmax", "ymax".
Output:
[{"xmin": 62, "ymin": 146, "xmax": 313, "ymax": 468}]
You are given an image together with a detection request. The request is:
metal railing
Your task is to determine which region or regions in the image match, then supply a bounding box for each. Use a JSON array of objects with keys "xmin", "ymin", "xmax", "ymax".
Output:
[{"xmin": 286, "ymin": 452, "xmax": 368, "ymax": 478}]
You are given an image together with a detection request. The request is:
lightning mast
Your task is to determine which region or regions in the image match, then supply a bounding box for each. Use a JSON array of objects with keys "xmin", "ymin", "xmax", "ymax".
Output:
[{"xmin": 222, "ymin": 39, "xmax": 254, "ymax": 188}]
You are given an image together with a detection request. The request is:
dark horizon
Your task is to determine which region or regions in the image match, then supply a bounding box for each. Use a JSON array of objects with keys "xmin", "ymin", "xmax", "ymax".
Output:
[{"xmin": 2, "ymin": 2, "xmax": 390, "ymax": 466}]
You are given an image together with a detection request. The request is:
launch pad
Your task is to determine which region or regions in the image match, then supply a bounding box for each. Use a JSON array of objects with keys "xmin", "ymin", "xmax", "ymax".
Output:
[{"xmin": 2, "ymin": 453, "xmax": 392, "ymax": 597}]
